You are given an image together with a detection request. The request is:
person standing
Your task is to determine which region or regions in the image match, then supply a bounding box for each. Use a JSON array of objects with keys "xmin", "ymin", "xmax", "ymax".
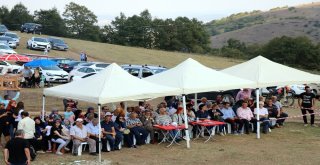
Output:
[
  {"xmin": 298, "ymin": 86, "xmax": 317, "ymax": 127},
  {"xmin": 4, "ymin": 129, "xmax": 31, "ymax": 165},
  {"xmin": 80, "ymin": 51, "xmax": 85, "ymax": 61}
]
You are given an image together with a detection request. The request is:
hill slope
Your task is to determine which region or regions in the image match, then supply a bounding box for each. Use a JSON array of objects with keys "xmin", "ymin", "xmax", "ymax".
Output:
[
  {"xmin": 208, "ymin": 2, "xmax": 320, "ymax": 48},
  {"xmin": 15, "ymin": 31, "xmax": 241, "ymax": 69}
]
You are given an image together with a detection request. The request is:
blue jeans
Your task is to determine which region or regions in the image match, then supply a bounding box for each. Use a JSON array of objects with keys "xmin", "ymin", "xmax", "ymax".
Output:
[{"xmin": 104, "ymin": 134, "xmax": 122, "ymax": 150}]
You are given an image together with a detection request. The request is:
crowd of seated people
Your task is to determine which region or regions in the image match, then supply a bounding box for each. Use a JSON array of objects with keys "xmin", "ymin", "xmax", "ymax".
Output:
[{"xmin": 1, "ymin": 90, "xmax": 291, "ymax": 162}]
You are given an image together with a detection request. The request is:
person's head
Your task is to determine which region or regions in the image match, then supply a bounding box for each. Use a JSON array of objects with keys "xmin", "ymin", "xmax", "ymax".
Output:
[
  {"xmin": 211, "ymin": 103, "xmax": 219, "ymax": 110},
  {"xmin": 6, "ymin": 100, "xmax": 17, "ymax": 110},
  {"xmin": 139, "ymin": 101, "xmax": 145, "ymax": 107},
  {"xmin": 34, "ymin": 117, "xmax": 41, "ymax": 124},
  {"xmin": 201, "ymin": 97, "xmax": 207, "ymax": 103},
  {"xmin": 305, "ymin": 86, "xmax": 311, "ymax": 93},
  {"xmin": 0, "ymin": 103, "xmax": 5, "ymax": 110},
  {"xmin": 206, "ymin": 102, "xmax": 213, "ymax": 109},
  {"xmin": 116, "ymin": 115, "xmax": 125, "ymax": 123},
  {"xmin": 104, "ymin": 112, "xmax": 112, "ymax": 121},
  {"xmin": 259, "ymin": 101, "xmax": 265, "ymax": 108},
  {"xmin": 75, "ymin": 118, "xmax": 83, "ymax": 127},
  {"xmin": 130, "ymin": 112, "xmax": 138, "ymax": 119},
  {"xmin": 241, "ymin": 101, "xmax": 248, "ymax": 108},
  {"xmin": 64, "ymin": 119, "xmax": 71, "ymax": 126},
  {"xmin": 87, "ymin": 107, "xmax": 94, "ymax": 113},
  {"xmin": 176, "ymin": 107, "xmax": 183, "ymax": 114},
  {"xmin": 87, "ymin": 113, "xmax": 94, "ymax": 121},
  {"xmin": 24, "ymin": 65, "xmax": 28, "ymax": 69},
  {"xmin": 271, "ymin": 96, "xmax": 277, "ymax": 102},
  {"xmin": 243, "ymin": 88, "xmax": 249, "ymax": 92},
  {"xmin": 92, "ymin": 118, "xmax": 99, "ymax": 126},
  {"xmin": 223, "ymin": 101, "xmax": 230, "ymax": 108},
  {"xmin": 52, "ymin": 109, "xmax": 58, "ymax": 114},
  {"xmin": 4, "ymin": 95, "xmax": 10, "ymax": 100},
  {"xmin": 199, "ymin": 104, "xmax": 207, "ymax": 111},
  {"xmin": 16, "ymin": 101, "xmax": 24, "ymax": 110},
  {"xmin": 15, "ymin": 129, "xmax": 25, "ymax": 138},
  {"xmin": 144, "ymin": 110, "xmax": 152, "ymax": 117},
  {"xmin": 186, "ymin": 103, "xmax": 193, "ymax": 111},
  {"xmin": 159, "ymin": 107, "xmax": 167, "ymax": 115},
  {"xmin": 267, "ymin": 99, "xmax": 273, "ymax": 106},
  {"xmin": 66, "ymin": 106, "xmax": 72, "ymax": 112},
  {"xmin": 102, "ymin": 106, "xmax": 110, "ymax": 112},
  {"xmin": 54, "ymin": 119, "xmax": 62, "ymax": 128},
  {"xmin": 21, "ymin": 111, "xmax": 29, "ymax": 118}
]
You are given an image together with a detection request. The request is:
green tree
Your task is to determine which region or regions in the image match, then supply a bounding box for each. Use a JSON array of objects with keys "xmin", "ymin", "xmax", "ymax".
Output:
[
  {"xmin": 34, "ymin": 8, "xmax": 66, "ymax": 36},
  {"xmin": 63, "ymin": 2, "xmax": 100, "ymax": 41},
  {"xmin": 0, "ymin": 6, "xmax": 9, "ymax": 24},
  {"xmin": 4, "ymin": 3, "xmax": 33, "ymax": 30}
]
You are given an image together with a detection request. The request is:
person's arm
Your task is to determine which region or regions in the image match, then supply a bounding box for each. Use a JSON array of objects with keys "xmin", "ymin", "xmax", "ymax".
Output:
[
  {"xmin": 298, "ymin": 94, "xmax": 303, "ymax": 108},
  {"xmin": 24, "ymin": 147, "xmax": 31, "ymax": 165},
  {"xmin": 54, "ymin": 130, "xmax": 65, "ymax": 139},
  {"xmin": 4, "ymin": 148, "xmax": 9, "ymax": 165},
  {"xmin": 12, "ymin": 91, "xmax": 20, "ymax": 101},
  {"xmin": 0, "ymin": 112, "xmax": 7, "ymax": 119},
  {"xmin": 312, "ymin": 97, "xmax": 316, "ymax": 109}
]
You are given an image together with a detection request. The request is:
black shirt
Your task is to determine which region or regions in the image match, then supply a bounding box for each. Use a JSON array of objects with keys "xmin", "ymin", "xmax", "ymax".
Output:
[
  {"xmin": 299, "ymin": 92, "xmax": 315, "ymax": 108},
  {"xmin": 0, "ymin": 109, "xmax": 9, "ymax": 124},
  {"xmin": 50, "ymin": 126, "xmax": 62, "ymax": 140},
  {"xmin": 5, "ymin": 137, "xmax": 29, "ymax": 164},
  {"xmin": 264, "ymin": 104, "xmax": 278, "ymax": 118}
]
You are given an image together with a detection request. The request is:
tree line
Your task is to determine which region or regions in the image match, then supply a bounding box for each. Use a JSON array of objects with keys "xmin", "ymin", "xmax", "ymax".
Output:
[
  {"xmin": 213, "ymin": 36, "xmax": 320, "ymax": 70},
  {"xmin": 0, "ymin": 2, "xmax": 210, "ymax": 54}
]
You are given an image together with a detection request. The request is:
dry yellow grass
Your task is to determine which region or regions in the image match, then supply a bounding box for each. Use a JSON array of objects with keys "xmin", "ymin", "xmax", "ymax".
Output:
[{"xmin": 15, "ymin": 31, "xmax": 241, "ymax": 69}]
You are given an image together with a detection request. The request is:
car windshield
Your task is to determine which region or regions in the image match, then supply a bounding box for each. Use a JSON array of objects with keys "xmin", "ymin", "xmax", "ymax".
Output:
[
  {"xmin": 67, "ymin": 61, "xmax": 82, "ymax": 66},
  {"xmin": 81, "ymin": 63, "xmax": 94, "ymax": 66},
  {"xmin": 5, "ymin": 33, "xmax": 18, "ymax": 38},
  {"xmin": 41, "ymin": 65, "xmax": 61, "ymax": 70},
  {"xmin": 25, "ymin": 23, "xmax": 35, "ymax": 28},
  {"xmin": 152, "ymin": 68, "xmax": 166, "ymax": 74},
  {"xmin": 50, "ymin": 38, "xmax": 65, "ymax": 44},
  {"xmin": 0, "ymin": 37, "xmax": 13, "ymax": 41},
  {"xmin": 34, "ymin": 38, "xmax": 48, "ymax": 42},
  {"xmin": 0, "ymin": 45, "xmax": 11, "ymax": 49}
]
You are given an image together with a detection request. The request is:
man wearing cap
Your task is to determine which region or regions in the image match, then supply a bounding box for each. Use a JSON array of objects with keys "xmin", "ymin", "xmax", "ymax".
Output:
[
  {"xmin": 298, "ymin": 86, "xmax": 317, "ymax": 127},
  {"xmin": 101, "ymin": 112, "xmax": 122, "ymax": 151},
  {"xmin": 220, "ymin": 101, "xmax": 241, "ymax": 135},
  {"xmin": 254, "ymin": 101, "xmax": 270, "ymax": 134},
  {"xmin": 70, "ymin": 118, "xmax": 97, "ymax": 156}
]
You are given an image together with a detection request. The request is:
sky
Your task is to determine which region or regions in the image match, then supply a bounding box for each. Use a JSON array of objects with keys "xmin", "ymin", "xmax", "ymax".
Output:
[{"xmin": 1, "ymin": 0, "xmax": 319, "ymax": 25}]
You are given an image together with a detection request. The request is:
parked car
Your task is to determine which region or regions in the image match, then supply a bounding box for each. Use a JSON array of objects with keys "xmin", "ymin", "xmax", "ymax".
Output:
[
  {"xmin": 49, "ymin": 58, "xmax": 74, "ymax": 65},
  {"xmin": 0, "ymin": 25, "xmax": 8, "ymax": 34},
  {"xmin": 33, "ymin": 65, "xmax": 68, "ymax": 83},
  {"xmin": 73, "ymin": 62, "xmax": 110, "ymax": 70},
  {"xmin": 68, "ymin": 66, "xmax": 102, "ymax": 81},
  {"xmin": 308, "ymin": 83, "xmax": 320, "ymax": 96},
  {"xmin": 0, "ymin": 61, "xmax": 20, "ymax": 74},
  {"xmin": 27, "ymin": 37, "xmax": 51, "ymax": 50},
  {"xmin": 2, "ymin": 32, "xmax": 20, "ymax": 46},
  {"xmin": 0, "ymin": 43, "xmax": 17, "ymax": 54},
  {"xmin": 0, "ymin": 36, "xmax": 17, "ymax": 49},
  {"xmin": 58, "ymin": 61, "xmax": 86, "ymax": 73},
  {"xmin": 71, "ymin": 72, "xmax": 96, "ymax": 81},
  {"xmin": 121, "ymin": 64, "xmax": 167, "ymax": 78},
  {"xmin": 21, "ymin": 23, "xmax": 42, "ymax": 34},
  {"xmin": 47, "ymin": 37, "xmax": 68, "ymax": 51}
]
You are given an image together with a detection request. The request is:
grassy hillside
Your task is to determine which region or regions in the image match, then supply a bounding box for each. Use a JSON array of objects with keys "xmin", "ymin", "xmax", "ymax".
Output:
[
  {"xmin": 14, "ymin": 31, "xmax": 241, "ymax": 69},
  {"xmin": 208, "ymin": 2, "xmax": 320, "ymax": 48}
]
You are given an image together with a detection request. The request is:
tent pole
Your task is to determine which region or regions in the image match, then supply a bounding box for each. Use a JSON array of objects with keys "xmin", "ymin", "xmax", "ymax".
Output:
[
  {"xmin": 182, "ymin": 95, "xmax": 190, "ymax": 148},
  {"xmin": 42, "ymin": 95, "xmax": 45, "ymax": 121},
  {"xmin": 256, "ymin": 89, "xmax": 260, "ymax": 139},
  {"xmin": 98, "ymin": 104, "xmax": 102, "ymax": 163},
  {"xmin": 194, "ymin": 93, "xmax": 198, "ymax": 111}
]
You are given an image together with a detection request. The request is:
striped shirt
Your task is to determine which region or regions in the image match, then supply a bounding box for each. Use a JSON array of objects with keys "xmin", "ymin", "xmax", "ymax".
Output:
[
  {"xmin": 126, "ymin": 118, "xmax": 142, "ymax": 126},
  {"xmin": 156, "ymin": 114, "xmax": 172, "ymax": 125}
]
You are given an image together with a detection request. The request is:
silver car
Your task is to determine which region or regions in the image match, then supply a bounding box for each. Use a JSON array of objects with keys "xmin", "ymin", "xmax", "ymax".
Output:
[
  {"xmin": 2, "ymin": 32, "xmax": 20, "ymax": 46},
  {"xmin": 0, "ymin": 36, "xmax": 17, "ymax": 49}
]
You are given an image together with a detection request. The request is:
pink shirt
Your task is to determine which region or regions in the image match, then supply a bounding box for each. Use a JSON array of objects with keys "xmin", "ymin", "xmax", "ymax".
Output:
[
  {"xmin": 236, "ymin": 89, "xmax": 252, "ymax": 101},
  {"xmin": 237, "ymin": 107, "xmax": 253, "ymax": 120}
]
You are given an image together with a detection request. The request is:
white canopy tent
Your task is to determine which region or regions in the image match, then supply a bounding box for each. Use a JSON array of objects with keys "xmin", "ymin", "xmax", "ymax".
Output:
[
  {"xmin": 43, "ymin": 63, "xmax": 180, "ymax": 162},
  {"xmin": 145, "ymin": 58, "xmax": 256, "ymax": 148},
  {"xmin": 222, "ymin": 55, "xmax": 320, "ymax": 139}
]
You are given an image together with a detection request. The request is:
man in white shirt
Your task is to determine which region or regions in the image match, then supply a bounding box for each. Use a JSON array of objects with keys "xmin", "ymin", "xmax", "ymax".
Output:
[
  {"xmin": 86, "ymin": 118, "xmax": 101, "ymax": 153},
  {"xmin": 18, "ymin": 111, "xmax": 43, "ymax": 153},
  {"xmin": 70, "ymin": 118, "xmax": 97, "ymax": 156},
  {"xmin": 253, "ymin": 101, "xmax": 270, "ymax": 134}
]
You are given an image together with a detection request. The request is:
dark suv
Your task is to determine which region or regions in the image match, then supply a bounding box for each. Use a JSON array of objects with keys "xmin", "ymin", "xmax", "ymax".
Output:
[{"xmin": 21, "ymin": 23, "xmax": 42, "ymax": 34}]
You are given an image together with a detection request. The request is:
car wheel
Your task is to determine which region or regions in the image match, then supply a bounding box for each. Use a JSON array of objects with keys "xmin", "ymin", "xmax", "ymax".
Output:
[{"xmin": 69, "ymin": 76, "xmax": 73, "ymax": 82}]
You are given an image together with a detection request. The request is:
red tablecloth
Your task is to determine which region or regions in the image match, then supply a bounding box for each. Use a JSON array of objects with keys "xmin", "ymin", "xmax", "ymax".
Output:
[
  {"xmin": 154, "ymin": 124, "xmax": 186, "ymax": 131},
  {"xmin": 190, "ymin": 120, "xmax": 225, "ymax": 127}
]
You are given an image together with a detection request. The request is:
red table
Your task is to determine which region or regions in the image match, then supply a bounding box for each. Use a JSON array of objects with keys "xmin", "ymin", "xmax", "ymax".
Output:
[
  {"xmin": 154, "ymin": 124, "xmax": 186, "ymax": 147},
  {"xmin": 190, "ymin": 120, "xmax": 225, "ymax": 143}
]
